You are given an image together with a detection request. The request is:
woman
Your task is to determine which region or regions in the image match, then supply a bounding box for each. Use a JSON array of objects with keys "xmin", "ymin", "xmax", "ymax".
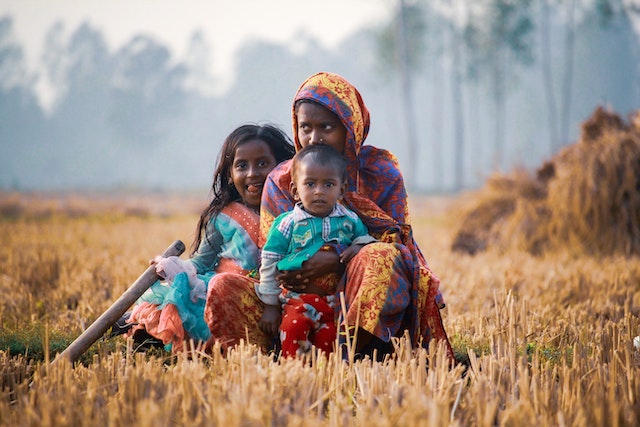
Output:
[{"xmin": 206, "ymin": 72, "xmax": 453, "ymax": 361}]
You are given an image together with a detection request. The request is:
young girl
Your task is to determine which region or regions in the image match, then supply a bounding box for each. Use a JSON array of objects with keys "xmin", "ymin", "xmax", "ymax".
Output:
[
  {"xmin": 117, "ymin": 124, "xmax": 295, "ymax": 352},
  {"xmin": 257, "ymin": 144, "xmax": 375, "ymax": 358}
]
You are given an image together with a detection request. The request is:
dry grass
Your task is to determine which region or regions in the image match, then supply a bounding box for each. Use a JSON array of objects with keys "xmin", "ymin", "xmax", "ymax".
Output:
[
  {"xmin": 452, "ymin": 106, "xmax": 640, "ymax": 257},
  {"xmin": 0, "ymin": 187, "xmax": 639, "ymax": 426}
]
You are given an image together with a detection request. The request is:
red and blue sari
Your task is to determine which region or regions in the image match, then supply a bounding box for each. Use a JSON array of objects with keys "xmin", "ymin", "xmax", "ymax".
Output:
[{"xmin": 261, "ymin": 72, "xmax": 453, "ymax": 358}]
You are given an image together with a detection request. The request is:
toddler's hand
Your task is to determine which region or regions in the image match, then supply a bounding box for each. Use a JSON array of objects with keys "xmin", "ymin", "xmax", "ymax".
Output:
[{"xmin": 258, "ymin": 304, "xmax": 282, "ymax": 338}]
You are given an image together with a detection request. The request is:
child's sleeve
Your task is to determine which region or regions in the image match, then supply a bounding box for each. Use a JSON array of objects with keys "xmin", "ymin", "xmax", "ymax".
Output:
[
  {"xmin": 255, "ymin": 214, "xmax": 290, "ymax": 306},
  {"xmin": 351, "ymin": 217, "xmax": 377, "ymax": 246}
]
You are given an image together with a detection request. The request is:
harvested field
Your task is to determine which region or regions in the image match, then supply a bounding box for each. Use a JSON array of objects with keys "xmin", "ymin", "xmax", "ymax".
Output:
[{"xmin": 2, "ymin": 107, "xmax": 640, "ymax": 425}]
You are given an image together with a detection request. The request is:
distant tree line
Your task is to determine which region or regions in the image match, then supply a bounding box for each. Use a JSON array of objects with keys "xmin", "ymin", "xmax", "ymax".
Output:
[{"xmin": 1, "ymin": 0, "xmax": 638, "ymax": 192}]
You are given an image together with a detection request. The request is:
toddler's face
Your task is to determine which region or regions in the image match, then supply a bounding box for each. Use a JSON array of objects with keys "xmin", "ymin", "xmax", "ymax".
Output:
[{"xmin": 291, "ymin": 161, "xmax": 344, "ymax": 217}]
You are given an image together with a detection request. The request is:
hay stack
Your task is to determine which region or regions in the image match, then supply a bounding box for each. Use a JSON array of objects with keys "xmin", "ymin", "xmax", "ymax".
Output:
[{"xmin": 452, "ymin": 106, "xmax": 640, "ymax": 256}]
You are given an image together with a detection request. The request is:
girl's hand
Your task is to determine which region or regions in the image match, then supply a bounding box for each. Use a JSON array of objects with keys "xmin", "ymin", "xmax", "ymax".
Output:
[
  {"xmin": 152, "ymin": 256, "xmax": 196, "ymax": 282},
  {"xmin": 258, "ymin": 304, "xmax": 282, "ymax": 338},
  {"xmin": 149, "ymin": 255, "xmax": 163, "ymax": 265},
  {"xmin": 150, "ymin": 256, "xmax": 166, "ymax": 278},
  {"xmin": 276, "ymin": 250, "xmax": 344, "ymax": 291}
]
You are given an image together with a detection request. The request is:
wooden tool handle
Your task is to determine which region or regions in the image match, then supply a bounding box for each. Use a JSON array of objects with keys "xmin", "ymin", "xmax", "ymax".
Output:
[{"xmin": 54, "ymin": 239, "xmax": 186, "ymax": 364}]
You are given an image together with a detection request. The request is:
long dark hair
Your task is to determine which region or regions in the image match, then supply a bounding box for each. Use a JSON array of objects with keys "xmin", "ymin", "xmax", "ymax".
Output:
[{"xmin": 191, "ymin": 124, "xmax": 295, "ymax": 255}]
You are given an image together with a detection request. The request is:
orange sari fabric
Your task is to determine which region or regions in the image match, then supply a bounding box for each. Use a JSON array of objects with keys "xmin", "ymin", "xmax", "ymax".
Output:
[{"xmin": 204, "ymin": 272, "xmax": 270, "ymax": 353}]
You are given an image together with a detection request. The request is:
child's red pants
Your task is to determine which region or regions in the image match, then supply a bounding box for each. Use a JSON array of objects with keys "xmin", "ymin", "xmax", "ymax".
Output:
[{"xmin": 279, "ymin": 292, "xmax": 336, "ymax": 358}]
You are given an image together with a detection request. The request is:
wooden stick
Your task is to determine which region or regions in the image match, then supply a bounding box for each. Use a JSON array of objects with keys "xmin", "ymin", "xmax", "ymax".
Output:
[{"xmin": 53, "ymin": 239, "xmax": 186, "ymax": 364}]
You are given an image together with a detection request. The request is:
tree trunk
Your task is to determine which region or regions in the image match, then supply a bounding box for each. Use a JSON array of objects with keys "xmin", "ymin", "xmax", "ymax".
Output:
[
  {"xmin": 397, "ymin": 0, "xmax": 418, "ymax": 191},
  {"xmin": 431, "ymin": 59, "xmax": 445, "ymax": 191},
  {"xmin": 493, "ymin": 49, "xmax": 506, "ymax": 171},
  {"xmin": 559, "ymin": 0, "xmax": 576, "ymax": 149},
  {"xmin": 540, "ymin": 0, "xmax": 559, "ymax": 153},
  {"xmin": 451, "ymin": 20, "xmax": 465, "ymax": 192}
]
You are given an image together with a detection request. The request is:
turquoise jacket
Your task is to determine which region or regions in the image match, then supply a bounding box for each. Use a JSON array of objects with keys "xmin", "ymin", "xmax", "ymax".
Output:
[{"xmin": 256, "ymin": 202, "xmax": 375, "ymax": 305}]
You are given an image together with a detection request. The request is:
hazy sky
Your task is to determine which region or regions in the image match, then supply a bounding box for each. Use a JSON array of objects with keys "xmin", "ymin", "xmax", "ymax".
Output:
[{"xmin": 1, "ymin": 0, "xmax": 389, "ymax": 87}]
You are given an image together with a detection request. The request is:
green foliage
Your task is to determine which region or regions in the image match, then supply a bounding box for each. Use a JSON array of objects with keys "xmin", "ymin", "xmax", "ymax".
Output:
[
  {"xmin": 0, "ymin": 324, "xmax": 69, "ymax": 361},
  {"xmin": 448, "ymin": 332, "xmax": 491, "ymax": 367},
  {"xmin": 526, "ymin": 341, "xmax": 572, "ymax": 365},
  {"xmin": 464, "ymin": 0, "xmax": 535, "ymax": 80},
  {"xmin": 0, "ymin": 323, "xmax": 120, "ymax": 365},
  {"xmin": 376, "ymin": 0, "xmax": 429, "ymax": 76}
]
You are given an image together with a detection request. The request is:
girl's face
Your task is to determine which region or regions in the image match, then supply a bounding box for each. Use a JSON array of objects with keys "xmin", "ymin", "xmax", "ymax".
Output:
[
  {"xmin": 230, "ymin": 139, "xmax": 278, "ymax": 210},
  {"xmin": 296, "ymin": 102, "xmax": 347, "ymax": 154}
]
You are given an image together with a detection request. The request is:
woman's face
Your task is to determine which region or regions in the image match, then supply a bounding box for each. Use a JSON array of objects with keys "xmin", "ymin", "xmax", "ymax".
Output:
[
  {"xmin": 296, "ymin": 102, "xmax": 347, "ymax": 154},
  {"xmin": 230, "ymin": 139, "xmax": 277, "ymax": 210}
]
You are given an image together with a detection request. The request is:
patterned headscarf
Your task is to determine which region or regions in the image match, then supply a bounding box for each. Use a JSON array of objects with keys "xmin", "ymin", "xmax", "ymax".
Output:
[
  {"xmin": 292, "ymin": 72, "xmax": 370, "ymax": 161},
  {"xmin": 261, "ymin": 72, "xmax": 409, "ymax": 241},
  {"xmin": 294, "ymin": 72, "xmax": 409, "ymax": 223}
]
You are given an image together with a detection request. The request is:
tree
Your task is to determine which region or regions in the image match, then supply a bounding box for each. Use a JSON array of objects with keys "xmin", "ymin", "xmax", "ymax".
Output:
[
  {"xmin": 465, "ymin": 0, "xmax": 535, "ymax": 170},
  {"xmin": 109, "ymin": 35, "xmax": 188, "ymax": 149},
  {"xmin": 44, "ymin": 23, "xmax": 117, "ymax": 188},
  {"xmin": 438, "ymin": 0, "xmax": 471, "ymax": 192},
  {"xmin": 537, "ymin": 0, "xmax": 640, "ymax": 153},
  {"xmin": 0, "ymin": 15, "xmax": 45, "ymax": 189},
  {"xmin": 182, "ymin": 30, "xmax": 218, "ymax": 96},
  {"xmin": 376, "ymin": 0, "xmax": 428, "ymax": 191}
]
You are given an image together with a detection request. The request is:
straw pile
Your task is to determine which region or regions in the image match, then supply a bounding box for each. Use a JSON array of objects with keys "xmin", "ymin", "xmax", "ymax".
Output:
[{"xmin": 452, "ymin": 106, "xmax": 640, "ymax": 256}]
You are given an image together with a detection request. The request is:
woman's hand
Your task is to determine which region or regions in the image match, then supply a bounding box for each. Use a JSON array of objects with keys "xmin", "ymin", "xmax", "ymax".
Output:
[
  {"xmin": 340, "ymin": 244, "xmax": 364, "ymax": 264},
  {"xmin": 276, "ymin": 250, "xmax": 344, "ymax": 293},
  {"xmin": 258, "ymin": 304, "xmax": 282, "ymax": 338}
]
